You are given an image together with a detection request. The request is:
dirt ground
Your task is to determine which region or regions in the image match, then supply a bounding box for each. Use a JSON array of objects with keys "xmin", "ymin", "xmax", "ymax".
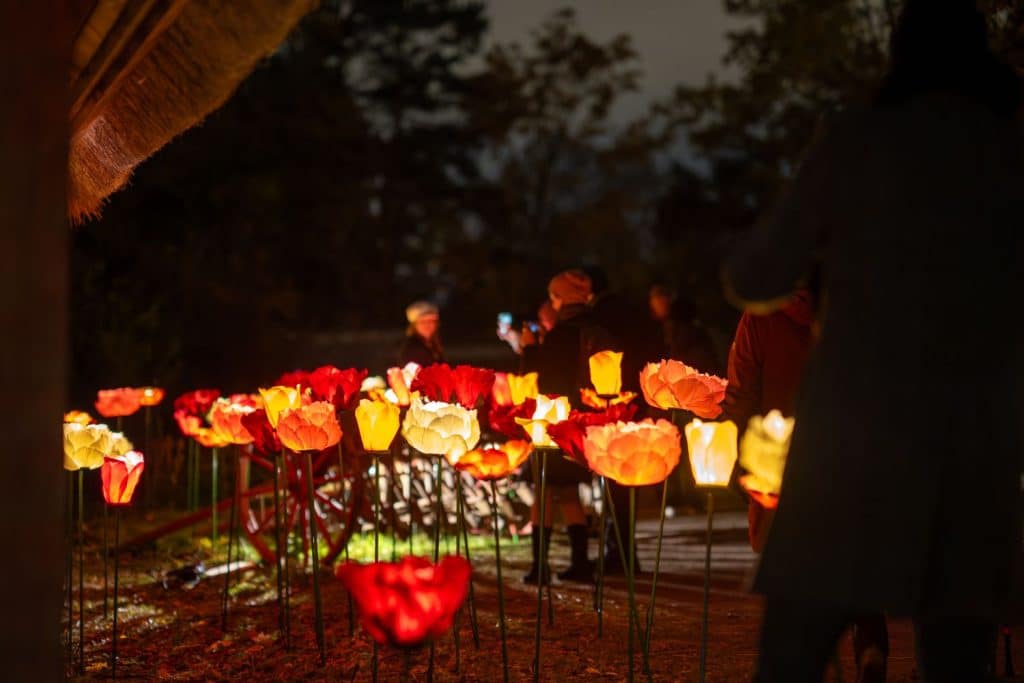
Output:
[{"xmin": 65, "ymin": 510, "xmax": 1024, "ymax": 681}]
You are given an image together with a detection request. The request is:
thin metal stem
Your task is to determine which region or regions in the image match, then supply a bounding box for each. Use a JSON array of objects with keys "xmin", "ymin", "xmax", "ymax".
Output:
[
  {"xmin": 533, "ymin": 449, "xmax": 548, "ymax": 682},
  {"xmin": 304, "ymin": 451, "xmax": 325, "ymax": 664},
  {"xmin": 457, "ymin": 482, "xmax": 480, "ymax": 648},
  {"xmin": 642, "ymin": 478, "xmax": 670, "ymax": 678},
  {"xmin": 77, "ymin": 470, "xmax": 84, "ymax": 675},
  {"xmin": 112, "ymin": 507, "xmax": 121, "ymax": 679},
  {"xmin": 66, "ymin": 472, "xmax": 74, "ymax": 662},
  {"xmin": 627, "ymin": 488, "xmax": 637, "ymax": 683},
  {"xmin": 491, "ymin": 480, "xmax": 510, "ymax": 683},
  {"xmin": 102, "ymin": 497, "xmax": 108, "ymax": 618},
  {"xmin": 595, "ymin": 476, "xmax": 607, "ymax": 638},
  {"xmin": 700, "ymin": 491, "xmax": 714, "ymax": 683},
  {"xmin": 111, "ymin": 507, "xmax": 119, "ymax": 679},
  {"xmin": 373, "ymin": 453, "xmax": 381, "ymax": 681},
  {"xmin": 428, "ymin": 455, "xmax": 443, "ymax": 682},
  {"xmin": 222, "ymin": 450, "xmax": 238, "ymax": 631},
  {"xmin": 272, "ymin": 452, "xmax": 284, "ymax": 640},
  {"xmin": 211, "ymin": 449, "xmax": 219, "ymax": 543}
]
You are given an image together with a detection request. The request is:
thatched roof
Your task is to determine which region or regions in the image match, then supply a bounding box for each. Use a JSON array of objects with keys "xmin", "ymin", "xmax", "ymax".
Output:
[{"xmin": 69, "ymin": 0, "xmax": 315, "ymax": 223}]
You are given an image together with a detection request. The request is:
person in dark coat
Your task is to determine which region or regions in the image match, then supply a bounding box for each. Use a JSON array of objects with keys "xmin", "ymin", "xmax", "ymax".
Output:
[
  {"xmin": 583, "ymin": 267, "xmax": 665, "ymax": 573},
  {"xmin": 520, "ymin": 269, "xmax": 612, "ymax": 583},
  {"xmin": 398, "ymin": 300, "xmax": 444, "ymax": 367},
  {"xmin": 724, "ymin": 290, "xmax": 889, "ymax": 682},
  {"xmin": 724, "ymin": 2, "xmax": 1024, "ymax": 680}
]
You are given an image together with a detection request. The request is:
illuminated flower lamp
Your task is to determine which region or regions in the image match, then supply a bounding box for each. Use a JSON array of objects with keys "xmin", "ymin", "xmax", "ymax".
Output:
[
  {"xmin": 64, "ymin": 422, "xmax": 112, "ymax": 672},
  {"xmin": 454, "ymin": 440, "xmax": 531, "ymax": 682},
  {"xmin": 248, "ymin": 386, "xmax": 296, "ymax": 622},
  {"xmin": 335, "ymin": 556, "xmax": 472, "ymax": 681},
  {"xmin": 240, "ymin": 407, "xmax": 290, "ymax": 646},
  {"xmin": 738, "ymin": 410, "xmax": 795, "ymax": 511},
  {"xmin": 361, "ymin": 375, "xmax": 388, "ymax": 402},
  {"xmin": 100, "ymin": 450, "xmax": 145, "ymax": 679},
  {"xmin": 514, "ymin": 394, "xmax": 569, "ymax": 680},
  {"xmin": 451, "ymin": 365, "xmax": 496, "ymax": 409},
  {"xmin": 639, "ymin": 360, "xmax": 728, "ymax": 419},
  {"xmin": 174, "ymin": 389, "xmax": 222, "ymax": 517},
  {"xmin": 584, "ymin": 419, "xmax": 682, "ymax": 681},
  {"xmin": 355, "ymin": 398, "xmax": 403, "ymax": 679},
  {"xmin": 209, "ymin": 398, "xmax": 256, "ymax": 631},
  {"xmin": 136, "ymin": 386, "xmax": 165, "ymax": 464},
  {"xmin": 585, "ymin": 350, "xmax": 637, "ymax": 639},
  {"xmin": 684, "ymin": 418, "xmax": 739, "ymax": 683},
  {"xmin": 64, "ymin": 410, "xmax": 94, "ymax": 426},
  {"xmin": 95, "ymin": 388, "xmax": 142, "ymax": 432},
  {"xmin": 275, "ymin": 401, "xmax": 342, "ymax": 664},
  {"xmin": 100, "ymin": 429, "xmax": 133, "ymax": 619},
  {"xmin": 401, "ymin": 397, "xmax": 480, "ymax": 678},
  {"xmin": 309, "ymin": 365, "xmax": 368, "ymax": 411}
]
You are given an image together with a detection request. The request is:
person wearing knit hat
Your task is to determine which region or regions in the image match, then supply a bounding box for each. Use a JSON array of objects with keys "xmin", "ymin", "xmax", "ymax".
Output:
[
  {"xmin": 517, "ymin": 269, "xmax": 614, "ymax": 585},
  {"xmin": 399, "ymin": 300, "xmax": 444, "ymax": 367},
  {"xmin": 547, "ymin": 269, "xmax": 593, "ymax": 309}
]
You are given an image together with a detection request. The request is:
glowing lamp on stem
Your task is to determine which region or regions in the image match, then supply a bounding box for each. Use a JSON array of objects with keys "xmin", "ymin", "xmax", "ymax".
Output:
[
  {"xmin": 683, "ymin": 418, "xmax": 739, "ymax": 683},
  {"xmin": 453, "ymin": 440, "xmax": 531, "ymax": 683},
  {"xmin": 258, "ymin": 385, "xmax": 304, "ymax": 429},
  {"xmin": 138, "ymin": 387, "xmax": 165, "ymax": 407},
  {"xmin": 100, "ymin": 450, "xmax": 145, "ymax": 679},
  {"xmin": 276, "ymin": 401, "xmax": 342, "ymax": 664},
  {"xmin": 738, "ymin": 410, "xmax": 794, "ymax": 509},
  {"xmin": 589, "ymin": 350, "xmax": 623, "ymax": 396}
]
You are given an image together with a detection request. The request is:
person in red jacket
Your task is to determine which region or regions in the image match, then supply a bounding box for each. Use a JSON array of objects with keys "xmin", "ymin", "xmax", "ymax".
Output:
[{"xmin": 724, "ymin": 290, "xmax": 889, "ymax": 682}]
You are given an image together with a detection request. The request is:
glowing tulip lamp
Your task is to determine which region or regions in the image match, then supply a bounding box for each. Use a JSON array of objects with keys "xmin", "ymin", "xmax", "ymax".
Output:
[
  {"xmin": 454, "ymin": 441, "xmax": 532, "ymax": 682},
  {"xmin": 275, "ymin": 401, "xmax": 341, "ymax": 663},
  {"xmin": 101, "ymin": 450, "xmax": 145, "ymax": 679},
  {"xmin": 683, "ymin": 418, "xmax": 739, "ymax": 683},
  {"xmin": 64, "ymin": 422, "xmax": 112, "ymax": 672},
  {"xmin": 738, "ymin": 410, "xmax": 794, "ymax": 509}
]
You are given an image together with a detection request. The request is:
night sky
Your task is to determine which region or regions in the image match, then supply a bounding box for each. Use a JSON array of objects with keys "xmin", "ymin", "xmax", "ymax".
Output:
[{"xmin": 486, "ymin": 0, "xmax": 737, "ymax": 122}]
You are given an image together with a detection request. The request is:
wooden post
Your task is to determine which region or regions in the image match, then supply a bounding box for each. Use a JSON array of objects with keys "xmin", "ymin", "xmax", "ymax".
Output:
[{"xmin": 0, "ymin": 2, "xmax": 72, "ymax": 679}]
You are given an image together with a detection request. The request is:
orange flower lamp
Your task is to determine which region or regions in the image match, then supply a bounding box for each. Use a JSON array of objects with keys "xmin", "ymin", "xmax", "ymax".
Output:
[
  {"xmin": 275, "ymin": 401, "xmax": 342, "ymax": 660},
  {"xmin": 137, "ymin": 387, "xmax": 165, "ymax": 407},
  {"xmin": 95, "ymin": 388, "xmax": 142, "ymax": 419},
  {"xmin": 209, "ymin": 398, "xmax": 256, "ymax": 446},
  {"xmin": 582, "ymin": 419, "xmax": 682, "ymax": 487},
  {"xmin": 355, "ymin": 399, "xmax": 401, "ymax": 453},
  {"xmin": 455, "ymin": 441, "xmax": 532, "ymax": 481},
  {"xmin": 589, "ymin": 350, "xmax": 623, "ymax": 396},
  {"xmin": 640, "ymin": 360, "xmax": 728, "ymax": 419}
]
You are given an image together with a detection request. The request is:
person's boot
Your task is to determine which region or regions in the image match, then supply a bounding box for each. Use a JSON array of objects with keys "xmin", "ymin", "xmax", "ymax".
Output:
[
  {"xmin": 522, "ymin": 528, "xmax": 551, "ymax": 585},
  {"xmin": 557, "ymin": 524, "xmax": 595, "ymax": 583}
]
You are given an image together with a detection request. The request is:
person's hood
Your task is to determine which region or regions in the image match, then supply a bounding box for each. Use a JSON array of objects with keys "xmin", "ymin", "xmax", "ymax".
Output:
[{"xmin": 781, "ymin": 290, "xmax": 816, "ymax": 327}]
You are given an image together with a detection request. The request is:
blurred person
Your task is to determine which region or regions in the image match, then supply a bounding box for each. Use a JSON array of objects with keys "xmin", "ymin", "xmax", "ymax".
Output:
[
  {"xmin": 399, "ymin": 301, "xmax": 444, "ymax": 366},
  {"xmin": 496, "ymin": 301, "xmax": 557, "ymax": 355},
  {"xmin": 724, "ymin": 1, "xmax": 1024, "ymax": 680},
  {"xmin": 520, "ymin": 269, "xmax": 612, "ymax": 584},
  {"xmin": 648, "ymin": 284, "xmax": 721, "ymax": 374},
  {"xmin": 724, "ymin": 289, "xmax": 889, "ymax": 682},
  {"xmin": 584, "ymin": 266, "xmax": 664, "ymax": 574}
]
